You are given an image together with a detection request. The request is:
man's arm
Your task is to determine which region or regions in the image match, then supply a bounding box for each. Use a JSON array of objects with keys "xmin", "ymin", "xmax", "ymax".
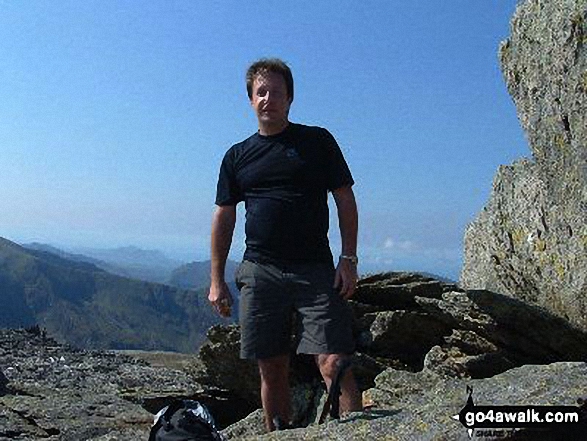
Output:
[
  {"xmin": 332, "ymin": 185, "xmax": 358, "ymax": 299},
  {"xmin": 209, "ymin": 204, "xmax": 237, "ymax": 317}
]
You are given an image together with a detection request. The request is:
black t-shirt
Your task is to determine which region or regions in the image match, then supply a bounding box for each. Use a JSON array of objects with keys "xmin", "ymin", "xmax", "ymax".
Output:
[{"xmin": 215, "ymin": 123, "xmax": 354, "ymax": 264}]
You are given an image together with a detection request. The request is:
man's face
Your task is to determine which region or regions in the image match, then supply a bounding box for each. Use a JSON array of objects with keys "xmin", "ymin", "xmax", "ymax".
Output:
[{"xmin": 250, "ymin": 71, "xmax": 292, "ymax": 127}]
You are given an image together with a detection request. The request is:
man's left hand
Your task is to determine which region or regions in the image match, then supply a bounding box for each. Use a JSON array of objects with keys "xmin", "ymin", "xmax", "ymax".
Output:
[{"xmin": 334, "ymin": 258, "xmax": 358, "ymax": 299}]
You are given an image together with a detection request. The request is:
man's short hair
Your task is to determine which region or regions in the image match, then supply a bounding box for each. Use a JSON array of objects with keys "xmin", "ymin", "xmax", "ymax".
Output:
[{"xmin": 246, "ymin": 58, "xmax": 294, "ymax": 102}]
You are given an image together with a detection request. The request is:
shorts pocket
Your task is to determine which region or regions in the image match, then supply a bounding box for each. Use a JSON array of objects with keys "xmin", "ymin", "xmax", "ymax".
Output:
[{"xmin": 235, "ymin": 260, "xmax": 254, "ymax": 290}]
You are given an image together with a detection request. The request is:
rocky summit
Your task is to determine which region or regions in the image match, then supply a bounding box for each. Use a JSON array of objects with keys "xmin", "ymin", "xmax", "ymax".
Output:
[
  {"xmin": 0, "ymin": 326, "xmax": 255, "ymax": 440},
  {"xmin": 461, "ymin": 0, "xmax": 587, "ymax": 332},
  {"xmin": 0, "ymin": 327, "xmax": 188, "ymax": 440},
  {"xmin": 208, "ymin": 272, "xmax": 587, "ymax": 439},
  {"xmin": 2, "ymin": 272, "xmax": 587, "ymax": 440}
]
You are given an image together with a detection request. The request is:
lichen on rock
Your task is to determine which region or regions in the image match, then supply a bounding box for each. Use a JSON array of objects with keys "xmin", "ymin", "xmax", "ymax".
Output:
[{"xmin": 462, "ymin": 0, "xmax": 587, "ymax": 332}]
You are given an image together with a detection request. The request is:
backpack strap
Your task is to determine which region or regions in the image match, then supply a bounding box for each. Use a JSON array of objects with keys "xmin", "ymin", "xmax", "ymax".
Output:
[{"xmin": 318, "ymin": 358, "xmax": 352, "ymax": 424}]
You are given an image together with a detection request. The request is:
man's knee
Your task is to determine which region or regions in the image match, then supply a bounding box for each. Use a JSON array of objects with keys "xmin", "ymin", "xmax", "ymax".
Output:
[
  {"xmin": 258, "ymin": 354, "xmax": 289, "ymax": 385},
  {"xmin": 315, "ymin": 353, "xmax": 351, "ymax": 381},
  {"xmin": 316, "ymin": 353, "xmax": 362, "ymax": 412}
]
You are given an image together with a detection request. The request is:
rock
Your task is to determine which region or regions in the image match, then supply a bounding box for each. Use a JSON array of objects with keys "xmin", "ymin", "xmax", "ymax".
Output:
[
  {"xmin": 197, "ymin": 325, "xmax": 260, "ymax": 404},
  {"xmin": 416, "ymin": 290, "xmax": 587, "ymax": 377},
  {"xmin": 422, "ymin": 328, "xmax": 505, "ymax": 379},
  {"xmin": 4, "ymin": 262, "xmax": 587, "ymax": 439},
  {"xmin": 0, "ymin": 328, "xmax": 208, "ymax": 440},
  {"xmin": 444, "ymin": 329, "xmax": 498, "ymax": 356},
  {"xmin": 199, "ymin": 270, "xmax": 587, "ymax": 433},
  {"xmin": 422, "ymin": 330, "xmax": 516, "ymax": 379},
  {"xmin": 361, "ymin": 310, "xmax": 452, "ymax": 368},
  {"xmin": 423, "ymin": 343, "xmax": 515, "ymax": 380},
  {"xmin": 197, "ymin": 274, "xmax": 467, "ymax": 432},
  {"xmin": 290, "ymin": 378, "xmax": 326, "ymax": 428},
  {"xmin": 195, "ymin": 324, "xmax": 262, "ymax": 424},
  {"xmin": 0, "ymin": 369, "xmax": 8, "ymax": 395},
  {"xmin": 350, "ymin": 352, "xmax": 395, "ymax": 391},
  {"xmin": 203, "ymin": 269, "xmax": 587, "ymax": 437},
  {"xmin": 236, "ymin": 362, "xmax": 587, "ymax": 440},
  {"xmin": 461, "ymin": 0, "xmax": 587, "ymax": 332},
  {"xmin": 222, "ymin": 408, "xmax": 266, "ymax": 439},
  {"xmin": 353, "ymin": 272, "xmax": 457, "ymax": 312},
  {"xmin": 219, "ymin": 377, "xmax": 326, "ymax": 438}
]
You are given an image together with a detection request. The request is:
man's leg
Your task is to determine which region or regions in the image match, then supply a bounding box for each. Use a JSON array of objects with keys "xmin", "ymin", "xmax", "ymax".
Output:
[
  {"xmin": 258, "ymin": 354, "xmax": 291, "ymax": 431},
  {"xmin": 315, "ymin": 353, "xmax": 362, "ymax": 413},
  {"xmin": 237, "ymin": 261, "xmax": 294, "ymax": 430}
]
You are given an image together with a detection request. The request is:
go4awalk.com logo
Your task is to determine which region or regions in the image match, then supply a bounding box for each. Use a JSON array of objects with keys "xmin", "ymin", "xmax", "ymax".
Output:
[{"xmin": 453, "ymin": 386, "xmax": 587, "ymax": 438}]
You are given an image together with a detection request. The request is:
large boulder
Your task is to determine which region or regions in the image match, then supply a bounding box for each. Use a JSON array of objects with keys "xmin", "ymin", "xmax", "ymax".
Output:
[
  {"xmin": 461, "ymin": 0, "xmax": 587, "ymax": 331},
  {"xmin": 353, "ymin": 276, "xmax": 587, "ymax": 380},
  {"xmin": 416, "ymin": 289, "xmax": 587, "ymax": 378}
]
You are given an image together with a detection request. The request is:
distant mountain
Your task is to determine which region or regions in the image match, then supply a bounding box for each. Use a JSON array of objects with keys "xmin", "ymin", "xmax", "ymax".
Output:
[
  {"xmin": 24, "ymin": 242, "xmax": 131, "ymax": 277},
  {"xmin": 0, "ymin": 237, "xmax": 230, "ymax": 352},
  {"xmin": 75, "ymin": 245, "xmax": 181, "ymax": 268},
  {"xmin": 167, "ymin": 260, "xmax": 240, "ymax": 319},
  {"xmin": 167, "ymin": 260, "xmax": 239, "ymax": 290},
  {"xmin": 27, "ymin": 244, "xmax": 184, "ymax": 284}
]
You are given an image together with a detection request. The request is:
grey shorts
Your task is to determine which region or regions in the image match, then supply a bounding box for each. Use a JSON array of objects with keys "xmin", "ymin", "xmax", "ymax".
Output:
[{"xmin": 235, "ymin": 260, "xmax": 355, "ymax": 360}]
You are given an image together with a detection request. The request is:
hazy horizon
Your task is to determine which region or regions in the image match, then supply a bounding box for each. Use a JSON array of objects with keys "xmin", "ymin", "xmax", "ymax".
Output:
[{"xmin": 12, "ymin": 236, "xmax": 459, "ymax": 281}]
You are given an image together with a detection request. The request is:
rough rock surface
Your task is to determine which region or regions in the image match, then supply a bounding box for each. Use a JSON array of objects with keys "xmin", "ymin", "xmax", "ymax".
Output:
[
  {"xmin": 203, "ymin": 272, "xmax": 587, "ymax": 438},
  {"xmin": 461, "ymin": 0, "xmax": 587, "ymax": 331},
  {"xmin": 234, "ymin": 362, "xmax": 587, "ymax": 440},
  {"xmin": 0, "ymin": 327, "xmax": 203, "ymax": 440},
  {"xmin": 3, "ymin": 271, "xmax": 587, "ymax": 439}
]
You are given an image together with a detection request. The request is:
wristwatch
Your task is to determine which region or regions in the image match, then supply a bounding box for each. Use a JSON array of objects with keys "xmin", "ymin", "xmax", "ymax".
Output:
[{"xmin": 340, "ymin": 254, "xmax": 359, "ymax": 266}]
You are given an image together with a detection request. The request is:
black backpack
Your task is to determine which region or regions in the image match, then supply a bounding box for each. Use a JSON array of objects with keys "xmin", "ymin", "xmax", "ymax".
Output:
[{"xmin": 148, "ymin": 400, "xmax": 225, "ymax": 441}]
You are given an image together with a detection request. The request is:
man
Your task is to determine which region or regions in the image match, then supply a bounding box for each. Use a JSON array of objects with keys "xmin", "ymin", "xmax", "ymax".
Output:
[{"xmin": 208, "ymin": 58, "xmax": 362, "ymax": 431}]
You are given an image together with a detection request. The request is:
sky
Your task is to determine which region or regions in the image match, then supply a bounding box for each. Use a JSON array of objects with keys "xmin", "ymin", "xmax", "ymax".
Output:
[{"xmin": 0, "ymin": 0, "xmax": 529, "ymax": 280}]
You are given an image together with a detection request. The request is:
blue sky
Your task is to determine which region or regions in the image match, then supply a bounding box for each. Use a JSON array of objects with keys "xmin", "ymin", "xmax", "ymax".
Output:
[{"xmin": 0, "ymin": 1, "xmax": 528, "ymax": 280}]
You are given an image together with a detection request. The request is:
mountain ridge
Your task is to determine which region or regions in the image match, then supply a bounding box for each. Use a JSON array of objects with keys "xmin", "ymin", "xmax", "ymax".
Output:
[{"xmin": 0, "ymin": 237, "xmax": 230, "ymax": 352}]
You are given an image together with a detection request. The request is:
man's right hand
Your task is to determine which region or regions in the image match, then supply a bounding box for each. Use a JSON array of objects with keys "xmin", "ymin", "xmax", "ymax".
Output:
[
  {"xmin": 209, "ymin": 205, "xmax": 236, "ymax": 318},
  {"xmin": 208, "ymin": 281, "xmax": 233, "ymax": 317}
]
